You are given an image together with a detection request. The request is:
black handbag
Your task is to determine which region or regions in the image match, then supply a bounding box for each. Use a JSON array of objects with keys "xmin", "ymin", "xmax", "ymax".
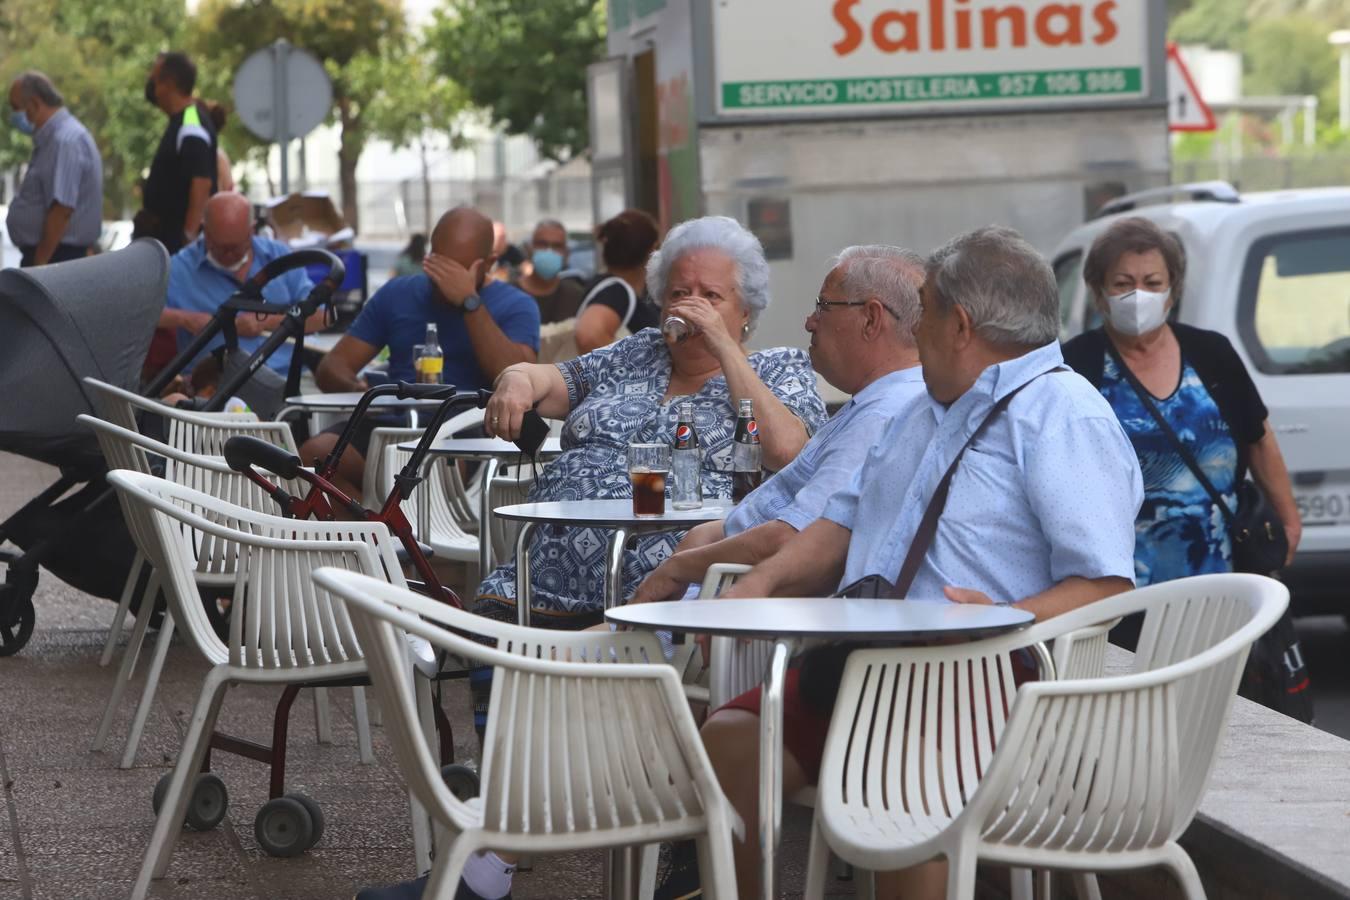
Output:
[{"xmin": 1104, "ymin": 342, "xmax": 1288, "ymax": 575}]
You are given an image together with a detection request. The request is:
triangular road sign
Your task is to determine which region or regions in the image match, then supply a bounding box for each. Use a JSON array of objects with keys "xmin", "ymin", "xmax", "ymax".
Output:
[{"xmin": 1167, "ymin": 43, "xmax": 1217, "ymax": 132}]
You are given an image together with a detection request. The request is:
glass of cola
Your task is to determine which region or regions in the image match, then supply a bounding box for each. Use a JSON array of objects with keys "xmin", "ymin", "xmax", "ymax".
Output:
[{"xmin": 627, "ymin": 442, "xmax": 670, "ymax": 517}]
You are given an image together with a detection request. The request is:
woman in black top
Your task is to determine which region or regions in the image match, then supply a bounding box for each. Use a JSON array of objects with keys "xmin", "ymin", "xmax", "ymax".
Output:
[
  {"xmin": 1062, "ymin": 217, "xmax": 1300, "ymax": 598},
  {"xmin": 574, "ymin": 209, "xmax": 662, "ymax": 353}
]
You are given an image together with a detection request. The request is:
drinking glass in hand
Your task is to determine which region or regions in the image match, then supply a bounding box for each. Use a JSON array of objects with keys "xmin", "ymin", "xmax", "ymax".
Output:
[{"xmin": 628, "ymin": 442, "xmax": 670, "ymax": 517}]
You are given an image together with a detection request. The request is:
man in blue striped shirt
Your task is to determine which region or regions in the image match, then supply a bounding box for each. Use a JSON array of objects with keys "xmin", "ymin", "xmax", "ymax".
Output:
[
  {"xmin": 632, "ymin": 244, "xmax": 931, "ymax": 605},
  {"xmin": 5, "ymin": 72, "xmax": 102, "ymax": 266}
]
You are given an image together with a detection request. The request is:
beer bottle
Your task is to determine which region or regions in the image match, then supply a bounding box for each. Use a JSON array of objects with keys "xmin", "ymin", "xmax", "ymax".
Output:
[
  {"xmin": 731, "ymin": 398, "xmax": 762, "ymax": 503},
  {"xmin": 415, "ymin": 322, "xmax": 443, "ymax": 384},
  {"xmin": 671, "ymin": 400, "xmax": 703, "ymax": 510}
]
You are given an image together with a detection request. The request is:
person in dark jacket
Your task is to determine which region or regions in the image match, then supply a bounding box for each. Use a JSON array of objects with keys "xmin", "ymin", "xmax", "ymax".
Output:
[{"xmin": 1062, "ymin": 217, "xmax": 1300, "ymax": 609}]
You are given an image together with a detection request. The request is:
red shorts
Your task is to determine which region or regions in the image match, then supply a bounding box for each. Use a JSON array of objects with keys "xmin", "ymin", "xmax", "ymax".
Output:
[{"xmin": 717, "ymin": 650, "xmax": 1039, "ymax": 784}]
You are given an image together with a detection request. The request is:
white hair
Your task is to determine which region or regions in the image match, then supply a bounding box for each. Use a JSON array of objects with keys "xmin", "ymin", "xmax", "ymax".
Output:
[
  {"xmin": 925, "ymin": 226, "xmax": 1059, "ymax": 346},
  {"xmin": 646, "ymin": 216, "xmax": 771, "ymax": 332},
  {"xmin": 829, "ymin": 245, "xmax": 924, "ymax": 344}
]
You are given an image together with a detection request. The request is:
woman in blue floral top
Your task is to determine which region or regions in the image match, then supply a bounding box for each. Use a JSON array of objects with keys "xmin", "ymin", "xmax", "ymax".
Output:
[
  {"xmin": 479, "ymin": 215, "xmax": 827, "ymax": 626},
  {"xmin": 1063, "ymin": 217, "xmax": 1301, "ymax": 648}
]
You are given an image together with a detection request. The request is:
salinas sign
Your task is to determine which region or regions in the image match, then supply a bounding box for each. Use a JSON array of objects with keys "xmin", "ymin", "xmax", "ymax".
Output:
[{"xmin": 714, "ymin": 0, "xmax": 1149, "ymax": 116}]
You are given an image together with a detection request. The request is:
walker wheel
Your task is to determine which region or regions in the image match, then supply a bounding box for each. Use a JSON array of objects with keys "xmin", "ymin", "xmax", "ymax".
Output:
[
  {"xmin": 255, "ymin": 796, "xmax": 315, "ymax": 857},
  {"xmin": 0, "ymin": 571, "xmax": 37, "ymax": 657},
  {"xmin": 186, "ymin": 773, "xmax": 229, "ymax": 831},
  {"xmin": 152, "ymin": 772, "xmax": 230, "ymax": 831},
  {"xmin": 284, "ymin": 792, "xmax": 325, "ymax": 848},
  {"xmin": 441, "ymin": 763, "xmax": 480, "ymax": 802}
]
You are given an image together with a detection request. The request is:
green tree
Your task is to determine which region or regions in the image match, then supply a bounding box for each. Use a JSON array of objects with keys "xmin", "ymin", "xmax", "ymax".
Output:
[
  {"xmin": 188, "ymin": 0, "xmax": 407, "ymax": 231},
  {"xmin": 1169, "ymin": 0, "xmax": 1248, "ymax": 49},
  {"xmin": 1245, "ymin": 16, "xmax": 1339, "ymax": 98},
  {"xmin": 427, "ymin": 0, "xmax": 605, "ymax": 161},
  {"xmin": 358, "ymin": 47, "xmax": 468, "ymax": 231},
  {"xmin": 0, "ymin": 0, "xmax": 183, "ymax": 216}
]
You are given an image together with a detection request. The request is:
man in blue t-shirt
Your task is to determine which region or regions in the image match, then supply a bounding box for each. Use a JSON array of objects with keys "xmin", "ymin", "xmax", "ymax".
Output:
[{"xmin": 303, "ymin": 205, "xmax": 540, "ymax": 498}]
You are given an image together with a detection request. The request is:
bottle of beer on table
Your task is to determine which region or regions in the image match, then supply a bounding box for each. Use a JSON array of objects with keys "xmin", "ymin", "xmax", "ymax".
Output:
[
  {"xmin": 731, "ymin": 398, "xmax": 762, "ymax": 503},
  {"xmin": 671, "ymin": 400, "xmax": 703, "ymax": 510},
  {"xmin": 415, "ymin": 322, "xmax": 443, "ymax": 384}
]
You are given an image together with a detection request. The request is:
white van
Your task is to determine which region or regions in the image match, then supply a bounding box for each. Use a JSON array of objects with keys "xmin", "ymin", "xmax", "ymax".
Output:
[{"xmin": 1052, "ymin": 182, "xmax": 1350, "ymax": 611}]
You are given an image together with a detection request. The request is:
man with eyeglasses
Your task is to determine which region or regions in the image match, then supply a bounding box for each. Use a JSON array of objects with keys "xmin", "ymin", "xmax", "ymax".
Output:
[
  {"xmin": 160, "ymin": 191, "xmax": 325, "ymax": 379},
  {"xmin": 632, "ymin": 244, "xmax": 930, "ymax": 605}
]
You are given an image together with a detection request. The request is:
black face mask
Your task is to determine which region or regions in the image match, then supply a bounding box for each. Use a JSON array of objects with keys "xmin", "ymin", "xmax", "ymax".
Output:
[{"xmin": 144, "ymin": 77, "xmax": 157, "ymax": 105}]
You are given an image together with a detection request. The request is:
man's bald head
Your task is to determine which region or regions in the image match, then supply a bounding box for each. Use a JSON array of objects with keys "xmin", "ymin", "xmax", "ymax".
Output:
[
  {"xmin": 430, "ymin": 207, "xmax": 495, "ymax": 269},
  {"xmin": 202, "ymin": 193, "xmax": 254, "ymax": 272}
]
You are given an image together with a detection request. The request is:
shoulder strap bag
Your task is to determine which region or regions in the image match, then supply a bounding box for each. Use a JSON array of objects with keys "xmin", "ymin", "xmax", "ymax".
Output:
[
  {"xmin": 799, "ymin": 370, "xmax": 1058, "ymax": 712},
  {"xmin": 1103, "ymin": 340, "xmax": 1287, "ymax": 575}
]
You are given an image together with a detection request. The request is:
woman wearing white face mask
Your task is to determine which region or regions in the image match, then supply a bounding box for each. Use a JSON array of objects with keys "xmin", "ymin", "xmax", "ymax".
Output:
[{"xmin": 1063, "ymin": 217, "xmax": 1301, "ymax": 647}]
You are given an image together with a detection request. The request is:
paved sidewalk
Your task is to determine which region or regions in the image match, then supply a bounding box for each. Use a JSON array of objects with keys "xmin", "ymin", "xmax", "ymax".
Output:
[{"xmin": 0, "ymin": 453, "xmax": 847, "ymax": 900}]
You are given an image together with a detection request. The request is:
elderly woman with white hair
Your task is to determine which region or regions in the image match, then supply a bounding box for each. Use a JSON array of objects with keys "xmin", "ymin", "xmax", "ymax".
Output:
[{"xmin": 475, "ymin": 214, "xmax": 826, "ymax": 630}]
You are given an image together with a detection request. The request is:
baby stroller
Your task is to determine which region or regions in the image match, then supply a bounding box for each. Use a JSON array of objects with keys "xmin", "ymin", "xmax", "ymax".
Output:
[
  {"xmin": 0, "ymin": 242, "xmax": 347, "ymax": 656},
  {"xmin": 0, "ymin": 240, "xmax": 168, "ymax": 656}
]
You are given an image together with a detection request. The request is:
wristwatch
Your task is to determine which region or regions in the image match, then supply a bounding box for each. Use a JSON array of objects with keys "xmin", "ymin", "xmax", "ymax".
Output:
[{"xmin": 462, "ymin": 293, "xmax": 482, "ymax": 312}]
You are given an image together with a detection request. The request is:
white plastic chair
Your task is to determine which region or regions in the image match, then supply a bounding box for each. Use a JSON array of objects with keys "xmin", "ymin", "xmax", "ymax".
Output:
[
  {"xmin": 83, "ymin": 376, "xmax": 298, "ymax": 456},
  {"xmin": 79, "ymin": 415, "xmax": 368, "ymax": 770},
  {"xmin": 695, "ymin": 563, "xmax": 1118, "ymax": 900},
  {"xmin": 312, "ymin": 567, "xmax": 743, "ymax": 900},
  {"xmin": 803, "ymin": 573, "xmax": 1290, "ymax": 900},
  {"xmin": 82, "ymin": 377, "xmax": 298, "ymax": 668},
  {"xmin": 107, "ymin": 470, "xmax": 445, "ymax": 900}
]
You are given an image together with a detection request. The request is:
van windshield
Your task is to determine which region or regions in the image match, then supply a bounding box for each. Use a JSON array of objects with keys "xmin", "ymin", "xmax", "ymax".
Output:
[{"xmin": 1246, "ymin": 229, "xmax": 1350, "ymax": 375}]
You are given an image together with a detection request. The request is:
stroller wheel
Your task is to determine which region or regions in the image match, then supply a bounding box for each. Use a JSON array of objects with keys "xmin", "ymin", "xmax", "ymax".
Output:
[
  {"xmin": 284, "ymin": 792, "xmax": 325, "ymax": 848},
  {"xmin": 440, "ymin": 763, "xmax": 480, "ymax": 802},
  {"xmin": 152, "ymin": 772, "xmax": 230, "ymax": 831},
  {"xmin": 254, "ymin": 796, "xmax": 315, "ymax": 857},
  {"xmin": 0, "ymin": 572, "xmax": 37, "ymax": 657}
]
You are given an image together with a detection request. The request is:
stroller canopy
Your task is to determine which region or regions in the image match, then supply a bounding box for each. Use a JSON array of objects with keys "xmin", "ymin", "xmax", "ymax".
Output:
[{"xmin": 0, "ymin": 239, "xmax": 168, "ymax": 469}]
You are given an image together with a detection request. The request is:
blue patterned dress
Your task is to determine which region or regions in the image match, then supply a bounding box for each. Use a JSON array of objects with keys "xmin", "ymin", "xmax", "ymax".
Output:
[
  {"xmin": 1100, "ymin": 355, "xmax": 1238, "ymax": 586},
  {"xmin": 475, "ymin": 328, "xmax": 826, "ymax": 623}
]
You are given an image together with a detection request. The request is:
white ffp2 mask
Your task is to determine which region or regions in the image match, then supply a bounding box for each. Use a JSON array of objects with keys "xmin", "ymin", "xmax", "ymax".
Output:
[{"xmin": 1105, "ymin": 288, "xmax": 1170, "ymax": 336}]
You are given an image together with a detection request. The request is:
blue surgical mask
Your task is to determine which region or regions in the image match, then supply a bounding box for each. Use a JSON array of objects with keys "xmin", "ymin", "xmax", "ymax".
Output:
[
  {"xmin": 10, "ymin": 110, "xmax": 34, "ymax": 136},
  {"xmin": 531, "ymin": 248, "xmax": 564, "ymax": 280}
]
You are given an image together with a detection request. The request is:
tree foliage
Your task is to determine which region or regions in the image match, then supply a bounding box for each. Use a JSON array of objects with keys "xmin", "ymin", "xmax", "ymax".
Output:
[
  {"xmin": 187, "ymin": 0, "xmax": 408, "ymax": 231},
  {"xmin": 427, "ymin": 0, "xmax": 605, "ymax": 161},
  {"xmin": 1245, "ymin": 16, "xmax": 1340, "ymax": 99}
]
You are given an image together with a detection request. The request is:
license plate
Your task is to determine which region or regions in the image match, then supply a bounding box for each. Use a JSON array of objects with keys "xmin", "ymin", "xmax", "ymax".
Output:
[{"xmin": 1294, "ymin": 488, "xmax": 1350, "ymax": 525}]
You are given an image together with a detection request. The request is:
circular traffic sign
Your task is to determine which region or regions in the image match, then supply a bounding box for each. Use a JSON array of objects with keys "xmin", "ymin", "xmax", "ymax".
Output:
[{"xmin": 232, "ymin": 41, "xmax": 333, "ymax": 143}]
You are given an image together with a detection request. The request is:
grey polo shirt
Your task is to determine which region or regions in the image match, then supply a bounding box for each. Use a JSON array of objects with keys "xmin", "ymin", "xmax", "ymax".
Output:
[{"xmin": 5, "ymin": 108, "xmax": 103, "ymax": 248}]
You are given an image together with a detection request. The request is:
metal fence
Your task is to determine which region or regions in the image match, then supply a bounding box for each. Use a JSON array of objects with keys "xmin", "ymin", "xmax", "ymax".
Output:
[
  {"xmin": 304, "ymin": 174, "xmax": 594, "ymax": 240},
  {"xmin": 1174, "ymin": 156, "xmax": 1350, "ymax": 193}
]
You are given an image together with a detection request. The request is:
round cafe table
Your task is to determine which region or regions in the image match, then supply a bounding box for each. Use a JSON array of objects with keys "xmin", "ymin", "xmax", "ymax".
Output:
[
  {"xmin": 607, "ymin": 597, "xmax": 1040, "ymax": 900},
  {"xmin": 279, "ymin": 391, "xmax": 445, "ymax": 431},
  {"xmin": 405, "ymin": 437, "xmax": 565, "ymax": 576},
  {"xmin": 494, "ymin": 500, "xmax": 732, "ymax": 626}
]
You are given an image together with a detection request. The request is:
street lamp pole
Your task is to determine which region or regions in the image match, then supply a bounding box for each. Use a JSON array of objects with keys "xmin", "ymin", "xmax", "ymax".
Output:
[{"xmin": 1331, "ymin": 30, "xmax": 1350, "ymax": 130}]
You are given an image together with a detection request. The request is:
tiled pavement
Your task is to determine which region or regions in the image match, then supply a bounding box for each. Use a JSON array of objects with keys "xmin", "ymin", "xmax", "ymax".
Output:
[{"xmin": 0, "ymin": 453, "xmax": 853, "ymax": 900}]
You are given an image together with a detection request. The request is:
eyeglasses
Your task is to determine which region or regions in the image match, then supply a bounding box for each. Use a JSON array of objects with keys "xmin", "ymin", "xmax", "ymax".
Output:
[
  {"xmin": 812, "ymin": 297, "xmax": 902, "ymax": 319},
  {"xmin": 813, "ymin": 297, "xmax": 867, "ymax": 315}
]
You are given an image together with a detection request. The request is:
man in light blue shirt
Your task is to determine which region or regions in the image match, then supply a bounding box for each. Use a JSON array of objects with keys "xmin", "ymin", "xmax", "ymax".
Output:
[
  {"xmin": 632, "ymin": 245, "xmax": 931, "ymax": 604},
  {"xmin": 6, "ymin": 72, "xmax": 103, "ymax": 266},
  {"xmin": 702, "ymin": 226, "xmax": 1143, "ymax": 900},
  {"xmin": 727, "ymin": 226, "xmax": 1142, "ymax": 613},
  {"xmin": 161, "ymin": 192, "xmax": 324, "ymax": 376}
]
